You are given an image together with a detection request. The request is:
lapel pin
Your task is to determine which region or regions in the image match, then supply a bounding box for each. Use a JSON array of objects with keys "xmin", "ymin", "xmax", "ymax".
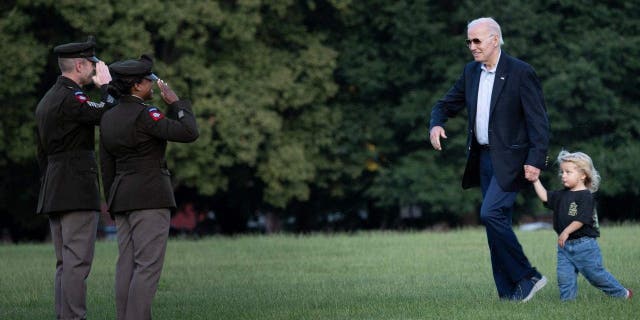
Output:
[{"xmin": 500, "ymin": 76, "xmax": 505, "ymax": 80}]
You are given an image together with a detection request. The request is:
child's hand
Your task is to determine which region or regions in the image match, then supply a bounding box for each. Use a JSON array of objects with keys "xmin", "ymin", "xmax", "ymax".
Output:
[{"xmin": 558, "ymin": 232, "xmax": 569, "ymax": 248}]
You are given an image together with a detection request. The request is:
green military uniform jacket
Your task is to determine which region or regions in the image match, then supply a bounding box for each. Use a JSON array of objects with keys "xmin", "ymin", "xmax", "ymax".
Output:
[
  {"xmin": 35, "ymin": 76, "xmax": 115, "ymax": 214},
  {"xmin": 100, "ymin": 95, "xmax": 198, "ymax": 214}
]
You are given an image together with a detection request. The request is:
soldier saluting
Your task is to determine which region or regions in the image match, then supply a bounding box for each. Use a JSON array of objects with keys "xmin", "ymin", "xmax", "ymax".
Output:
[
  {"xmin": 35, "ymin": 36, "xmax": 114, "ymax": 320},
  {"xmin": 100, "ymin": 54, "xmax": 198, "ymax": 320}
]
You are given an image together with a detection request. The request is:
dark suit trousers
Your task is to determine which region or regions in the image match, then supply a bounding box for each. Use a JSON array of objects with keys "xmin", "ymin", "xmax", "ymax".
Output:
[
  {"xmin": 49, "ymin": 211, "xmax": 99, "ymax": 320},
  {"xmin": 479, "ymin": 150, "xmax": 538, "ymax": 298},
  {"xmin": 115, "ymin": 209, "xmax": 170, "ymax": 320}
]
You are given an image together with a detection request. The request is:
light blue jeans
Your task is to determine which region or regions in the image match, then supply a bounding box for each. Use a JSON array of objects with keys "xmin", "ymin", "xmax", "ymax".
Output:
[{"xmin": 557, "ymin": 236, "xmax": 627, "ymax": 301}]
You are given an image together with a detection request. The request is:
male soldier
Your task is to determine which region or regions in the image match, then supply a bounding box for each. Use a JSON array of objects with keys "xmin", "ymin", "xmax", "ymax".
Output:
[{"xmin": 35, "ymin": 36, "xmax": 114, "ymax": 320}]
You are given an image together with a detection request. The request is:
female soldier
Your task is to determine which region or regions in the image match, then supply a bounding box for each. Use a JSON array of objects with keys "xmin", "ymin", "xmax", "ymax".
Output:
[{"xmin": 100, "ymin": 54, "xmax": 199, "ymax": 320}]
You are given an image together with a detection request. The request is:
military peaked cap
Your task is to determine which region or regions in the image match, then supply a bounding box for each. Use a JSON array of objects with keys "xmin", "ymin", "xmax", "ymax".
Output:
[
  {"xmin": 109, "ymin": 54, "xmax": 159, "ymax": 81},
  {"xmin": 53, "ymin": 36, "xmax": 99, "ymax": 62}
]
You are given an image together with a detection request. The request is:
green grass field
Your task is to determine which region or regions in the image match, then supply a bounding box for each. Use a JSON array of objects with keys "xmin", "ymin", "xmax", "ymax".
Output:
[{"xmin": 1, "ymin": 225, "xmax": 637, "ymax": 319}]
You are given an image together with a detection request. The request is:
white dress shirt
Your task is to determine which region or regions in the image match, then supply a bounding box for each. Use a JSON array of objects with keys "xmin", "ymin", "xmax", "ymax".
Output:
[{"xmin": 475, "ymin": 52, "xmax": 500, "ymax": 145}]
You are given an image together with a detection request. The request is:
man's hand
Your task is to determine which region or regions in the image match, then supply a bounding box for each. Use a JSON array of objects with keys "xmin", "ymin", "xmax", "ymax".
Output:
[
  {"xmin": 158, "ymin": 79, "xmax": 179, "ymax": 104},
  {"xmin": 429, "ymin": 126, "xmax": 447, "ymax": 151},
  {"xmin": 92, "ymin": 61, "xmax": 112, "ymax": 87},
  {"xmin": 524, "ymin": 164, "xmax": 541, "ymax": 182}
]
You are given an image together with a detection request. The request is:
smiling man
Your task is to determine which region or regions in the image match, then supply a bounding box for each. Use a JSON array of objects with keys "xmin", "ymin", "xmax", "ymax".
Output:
[{"xmin": 428, "ymin": 17, "xmax": 550, "ymax": 302}]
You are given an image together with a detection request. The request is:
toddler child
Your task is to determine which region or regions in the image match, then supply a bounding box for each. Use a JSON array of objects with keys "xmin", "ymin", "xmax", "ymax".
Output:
[{"xmin": 532, "ymin": 150, "xmax": 632, "ymax": 301}]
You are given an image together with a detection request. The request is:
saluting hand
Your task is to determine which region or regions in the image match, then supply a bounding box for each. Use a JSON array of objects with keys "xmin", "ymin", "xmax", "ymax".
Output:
[
  {"xmin": 158, "ymin": 79, "xmax": 179, "ymax": 104},
  {"xmin": 92, "ymin": 61, "xmax": 112, "ymax": 87}
]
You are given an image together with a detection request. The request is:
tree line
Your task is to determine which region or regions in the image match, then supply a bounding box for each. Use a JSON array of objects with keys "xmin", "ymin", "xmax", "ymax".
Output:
[{"xmin": 1, "ymin": 0, "xmax": 639, "ymax": 240}]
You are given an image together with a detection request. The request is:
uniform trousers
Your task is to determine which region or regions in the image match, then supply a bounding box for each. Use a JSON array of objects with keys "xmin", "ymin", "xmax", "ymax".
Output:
[
  {"xmin": 478, "ymin": 149, "xmax": 538, "ymax": 298},
  {"xmin": 49, "ymin": 211, "xmax": 99, "ymax": 320},
  {"xmin": 115, "ymin": 209, "xmax": 170, "ymax": 320}
]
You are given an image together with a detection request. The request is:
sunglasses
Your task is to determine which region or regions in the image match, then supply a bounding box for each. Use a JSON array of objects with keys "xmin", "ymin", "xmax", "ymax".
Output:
[{"xmin": 465, "ymin": 34, "xmax": 495, "ymax": 47}]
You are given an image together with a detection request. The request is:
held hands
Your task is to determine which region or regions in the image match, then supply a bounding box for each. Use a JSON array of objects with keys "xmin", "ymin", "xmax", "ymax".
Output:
[
  {"xmin": 524, "ymin": 165, "xmax": 541, "ymax": 182},
  {"xmin": 92, "ymin": 61, "xmax": 112, "ymax": 87},
  {"xmin": 429, "ymin": 126, "xmax": 447, "ymax": 151},
  {"xmin": 158, "ymin": 79, "xmax": 179, "ymax": 104}
]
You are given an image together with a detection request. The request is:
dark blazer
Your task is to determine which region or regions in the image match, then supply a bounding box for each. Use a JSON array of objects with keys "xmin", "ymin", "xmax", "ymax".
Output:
[
  {"xmin": 100, "ymin": 95, "xmax": 199, "ymax": 214},
  {"xmin": 430, "ymin": 52, "xmax": 549, "ymax": 191},
  {"xmin": 35, "ymin": 76, "xmax": 115, "ymax": 214}
]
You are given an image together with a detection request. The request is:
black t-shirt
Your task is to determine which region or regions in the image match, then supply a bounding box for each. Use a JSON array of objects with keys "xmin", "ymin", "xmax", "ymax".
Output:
[{"xmin": 544, "ymin": 189, "xmax": 600, "ymax": 239}]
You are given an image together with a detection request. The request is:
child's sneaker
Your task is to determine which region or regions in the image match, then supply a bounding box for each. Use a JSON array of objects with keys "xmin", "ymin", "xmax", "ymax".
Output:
[{"xmin": 626, "ymin": 289, "xmax": 633, "ymax": 300}]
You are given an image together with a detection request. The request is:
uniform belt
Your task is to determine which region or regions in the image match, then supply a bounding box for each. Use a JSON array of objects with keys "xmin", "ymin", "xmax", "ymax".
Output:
[
  {"xmin": 478, "ymin": 144, "xmax": 490, "ymax": 150},
  {"xmin": 116, "ymin": 159, "xmax": 168, "ymax": 171},
  {"xmin": 47, "ymin": 150, "xmax": 95, "ymax": 161}
]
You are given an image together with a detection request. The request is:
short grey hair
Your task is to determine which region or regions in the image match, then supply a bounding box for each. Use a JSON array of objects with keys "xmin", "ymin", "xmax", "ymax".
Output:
[{"xmin": 467, "ymin": 17, "xmax": 504, "ymax": 46}]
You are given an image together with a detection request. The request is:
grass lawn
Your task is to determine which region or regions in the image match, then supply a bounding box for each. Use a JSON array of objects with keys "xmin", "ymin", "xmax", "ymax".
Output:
[{"xmin": 0, "ymin": 225, "xmax": 637, "ymax": 319}]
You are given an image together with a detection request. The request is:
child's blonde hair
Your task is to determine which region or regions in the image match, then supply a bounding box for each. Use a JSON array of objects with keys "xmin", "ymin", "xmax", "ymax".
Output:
[{"xmin": 557, "ymin": 150, "xmax": 600, "ymax": 193}]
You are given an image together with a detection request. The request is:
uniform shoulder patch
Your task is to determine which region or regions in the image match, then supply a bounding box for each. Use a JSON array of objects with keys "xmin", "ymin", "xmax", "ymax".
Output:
[
  {"xmin": 147, "ymin": 106, "xmax": 165, "ymax": 122},
  {"xmin": 74, "ymin": 91, "xmax": 88, "ymax": 104}
]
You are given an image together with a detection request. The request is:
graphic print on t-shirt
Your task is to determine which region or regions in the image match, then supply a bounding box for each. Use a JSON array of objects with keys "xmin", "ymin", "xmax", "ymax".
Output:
[{"xmin": 568, "ymin": 202, "xmax": 577, "ymax": 216}]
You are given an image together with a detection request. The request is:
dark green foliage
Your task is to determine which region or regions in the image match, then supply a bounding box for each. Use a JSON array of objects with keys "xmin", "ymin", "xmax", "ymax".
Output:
[{"xmin": 2, "ymin": 1, "xmax": 639, "ymax": 239}]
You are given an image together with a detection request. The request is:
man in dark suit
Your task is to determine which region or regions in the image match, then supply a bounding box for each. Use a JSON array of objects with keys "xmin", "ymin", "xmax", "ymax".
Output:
[
  {"xmin": 429, "ymin": 17, "xmax": 549, "ymax": 301},
  {"xmin": 35, "ymin": 36, "xmax": 113, "ymax": 319}
]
